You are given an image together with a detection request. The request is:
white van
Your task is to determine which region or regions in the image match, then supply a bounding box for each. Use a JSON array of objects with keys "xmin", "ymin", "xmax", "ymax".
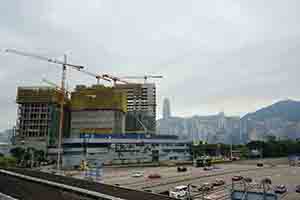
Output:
[{"xmin": 169, "ymin": 185, "xmax": 189, "ymax": 199}]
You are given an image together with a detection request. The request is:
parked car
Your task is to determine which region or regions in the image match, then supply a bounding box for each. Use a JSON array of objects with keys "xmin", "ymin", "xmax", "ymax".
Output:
[
  {"xmin": 244, "ymin": 177, "xmax": 252, "ymax": 183},
  {"xmin": 232, "ymin": 175, "xmax": 243, "ymax": 181},
  {"xmin": 204, "ymin": 194, "xmax": 218, "ymax": 200},
  {"xmin": 198, "ymin": 183, "xmax": 213, "ymax": 191},
  {"xmin": 203, "ymin": 166, "xmax": 213, "ymax": 171},
  {"xmin": 177, "ymin": 166, "xmax": 187, "ymax": 172},
  {"xmin": 131, "ymin": 171, "xmax": 143, "ymax": 178},
  {"xmin": 274, "ymin": 185, "xmax": 287, "ymax": 194},
  {"xmin": 169, "ymin": 185, "xmax": 188, "ymax": 199},
  {"xmin": 148, "ymin": 173, "xmax": 161, "ymax": 179},
  {"xmin": 213, "ymin": 178, "xmax": 225, "ymax": 186},
  {"xmin": 231, "ymin": 157, "xmax": 240, "ymax": 161},
  {"xmin": 296, "ymin": 185, "xmax": 300, "ymax": 193}
]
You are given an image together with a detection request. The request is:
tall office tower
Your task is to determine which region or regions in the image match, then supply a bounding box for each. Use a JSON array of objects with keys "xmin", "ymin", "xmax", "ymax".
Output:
[
  {"xmin": 163, "ymin": 98, "xmax": 171, "ymax": 119},
  {"xmin": 115, "ymin": 83, "xmax": 156, "ymax": 134}
]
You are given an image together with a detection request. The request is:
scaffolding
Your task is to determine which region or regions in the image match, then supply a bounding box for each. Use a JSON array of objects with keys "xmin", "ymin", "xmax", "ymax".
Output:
[
  {"xmin": 71, "ymin": 85, "xmax": 127, "ymax": 112},
  {"xmin": 16, "ymin": 87, "xmax": 70, "ymax": 146},
  {"xmin": 16, "ymin": 86, "xmax": 62, "ymax": 104}
]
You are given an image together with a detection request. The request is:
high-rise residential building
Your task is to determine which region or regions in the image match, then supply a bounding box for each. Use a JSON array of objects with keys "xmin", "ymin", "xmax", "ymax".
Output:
[
  {"xmin": 15, "ymin": 86, "xmax": 70, "ymax": 149},
  {"xmin": 163, "ymin": 98, "xmax": 171, "ymax": 119},
  {"xmin": 115, "ymin": 83, "xmax": 156, "ymax": 133}
]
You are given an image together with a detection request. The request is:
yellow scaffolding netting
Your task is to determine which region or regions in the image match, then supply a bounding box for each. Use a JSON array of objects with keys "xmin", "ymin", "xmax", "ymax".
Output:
[{"xmin": 71, "ymin": 85, "xmax": 127, "ymax": 113}]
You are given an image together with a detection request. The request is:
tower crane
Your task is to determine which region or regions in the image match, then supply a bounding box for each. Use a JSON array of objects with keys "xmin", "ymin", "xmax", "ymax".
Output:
[
  {"xmin": 5, "ymin": 48, "xmax": 85, "ymax": 171},
  {"xmin": 102, "ymin": 74, "xmax": 129, "ymax": 86},
  {"xmin": 6, "ymin": 48, "xmax": 110, "ymax": 85},
  {"xmin": 77, "ymin": 69, "xmax": 111, "ymax": 85},
  {"xmin": 120, "ymin": 75, "xmax": 163, "ymax": 83},
  {"xmin": 42, "ymin": 78, "xmax": 71, "ymax": 98},
  {"xmin": 5, "ymin": 49, "xmax": 84, "ymax": 70}
]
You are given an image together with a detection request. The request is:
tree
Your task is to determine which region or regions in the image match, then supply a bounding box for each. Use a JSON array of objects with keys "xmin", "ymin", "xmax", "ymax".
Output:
[{"xmin": 10, "ymin": 147, "xmax": 25, "ymax": 162}]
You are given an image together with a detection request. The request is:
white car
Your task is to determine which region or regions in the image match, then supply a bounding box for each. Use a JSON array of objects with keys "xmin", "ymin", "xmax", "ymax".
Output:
[
  {"xmin": 131, "ymin": 171, "xmax": 143, "ymax": 178},
  {"xmin": 169, "ymin": 185, "xmax": 189, "ymax": 199},
  {"xmin": 204, "ymin": 194, "xmax": 218, "ymax": 200}
]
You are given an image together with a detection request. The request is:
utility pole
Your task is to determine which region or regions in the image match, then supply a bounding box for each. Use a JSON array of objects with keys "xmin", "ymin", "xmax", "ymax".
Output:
[
  {"xmin": 230, "ymin": 132, "xmax": 233, "ymax": 160},
  {"xmin": 57, "ymin": 54, "xmax": 67, "ymax": 171}
]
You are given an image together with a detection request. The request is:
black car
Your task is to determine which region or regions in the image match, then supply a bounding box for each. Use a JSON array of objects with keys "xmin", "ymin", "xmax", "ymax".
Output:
[
  {"xmin": 177, "ymin": 166, "xmax": 187, "ymax": 172},
  {"xmin": 244, "ymin": 177, "xmax": 252, "ymax": 183},
  {"xmin": 296, "ymin": 185, "xmax": 300, "ymax": 193}
]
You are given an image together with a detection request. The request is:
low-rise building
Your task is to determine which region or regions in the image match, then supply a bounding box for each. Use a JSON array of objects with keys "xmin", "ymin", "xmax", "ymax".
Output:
[{"xmin": 59, "ymin": 134, "xmax": 192, "ymax": 168}]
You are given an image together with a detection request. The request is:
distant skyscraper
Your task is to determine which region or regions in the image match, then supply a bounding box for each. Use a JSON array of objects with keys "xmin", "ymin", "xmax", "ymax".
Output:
[{"xmin": 163, "ymin": 98, "xmax": 171, "ymax": 119}]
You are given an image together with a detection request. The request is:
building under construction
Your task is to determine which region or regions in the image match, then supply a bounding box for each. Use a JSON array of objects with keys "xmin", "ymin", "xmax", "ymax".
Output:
[
  {"xmin": 15, "ymin": 86, "xmax": 70, "ymax": 150},
  {"xmin": 70, "ymin": 85, "xmax": 127, "ymax": 137},
  {"xmin": 115, "ymin": 83, "xmax": 156, "ymax": 134}
]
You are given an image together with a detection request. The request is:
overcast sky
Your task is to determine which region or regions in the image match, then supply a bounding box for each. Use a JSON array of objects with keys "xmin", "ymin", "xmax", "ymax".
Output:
[{"xmin": 1, "ymin": 0, "xmax": 300, "ymax": 131}]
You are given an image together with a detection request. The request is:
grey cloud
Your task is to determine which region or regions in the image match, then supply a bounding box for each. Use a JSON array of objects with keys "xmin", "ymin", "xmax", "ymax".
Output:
[{"xmin": 1, "ymin": 0, "xmax": 300, "ymax": 130}]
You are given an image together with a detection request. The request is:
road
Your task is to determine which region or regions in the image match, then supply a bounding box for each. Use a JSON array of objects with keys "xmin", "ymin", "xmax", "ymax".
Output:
[{"xmin": 99, "ymin": 160, "xmax": 299, "ymax": 200}]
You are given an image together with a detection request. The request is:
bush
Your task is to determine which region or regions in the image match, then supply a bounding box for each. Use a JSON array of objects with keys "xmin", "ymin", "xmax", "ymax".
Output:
[{"xmin": 0, "ymin": 156, "xmax": 17, "ymax": 168}]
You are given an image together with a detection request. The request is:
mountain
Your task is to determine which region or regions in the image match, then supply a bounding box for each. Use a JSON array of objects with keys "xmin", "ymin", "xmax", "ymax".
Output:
[
  {"xmin": 241, "ymin": 100, "xmax": 300, "ymax": 141},
  {"xmin": 242, "ymin": 100, "xmax": 300, "ymax": 122}
]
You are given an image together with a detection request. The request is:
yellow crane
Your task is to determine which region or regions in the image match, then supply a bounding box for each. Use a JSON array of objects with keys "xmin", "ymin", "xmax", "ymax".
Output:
[{"xmin": 5, "ymin": 48, "xmax": 84, "ymax": 171}]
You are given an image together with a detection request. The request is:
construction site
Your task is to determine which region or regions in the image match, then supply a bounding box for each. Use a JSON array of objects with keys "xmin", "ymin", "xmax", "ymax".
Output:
[
  {"xmin": 16, "ymin": 86, "xmax": 70, "ymax": 149},
  {"xmin": 7, "ymin": 48, "xmax": 193, "ymax": 168},
  {"xmin": 3, "ymin": 48, "xmax": 300, "ymax": 200}
]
